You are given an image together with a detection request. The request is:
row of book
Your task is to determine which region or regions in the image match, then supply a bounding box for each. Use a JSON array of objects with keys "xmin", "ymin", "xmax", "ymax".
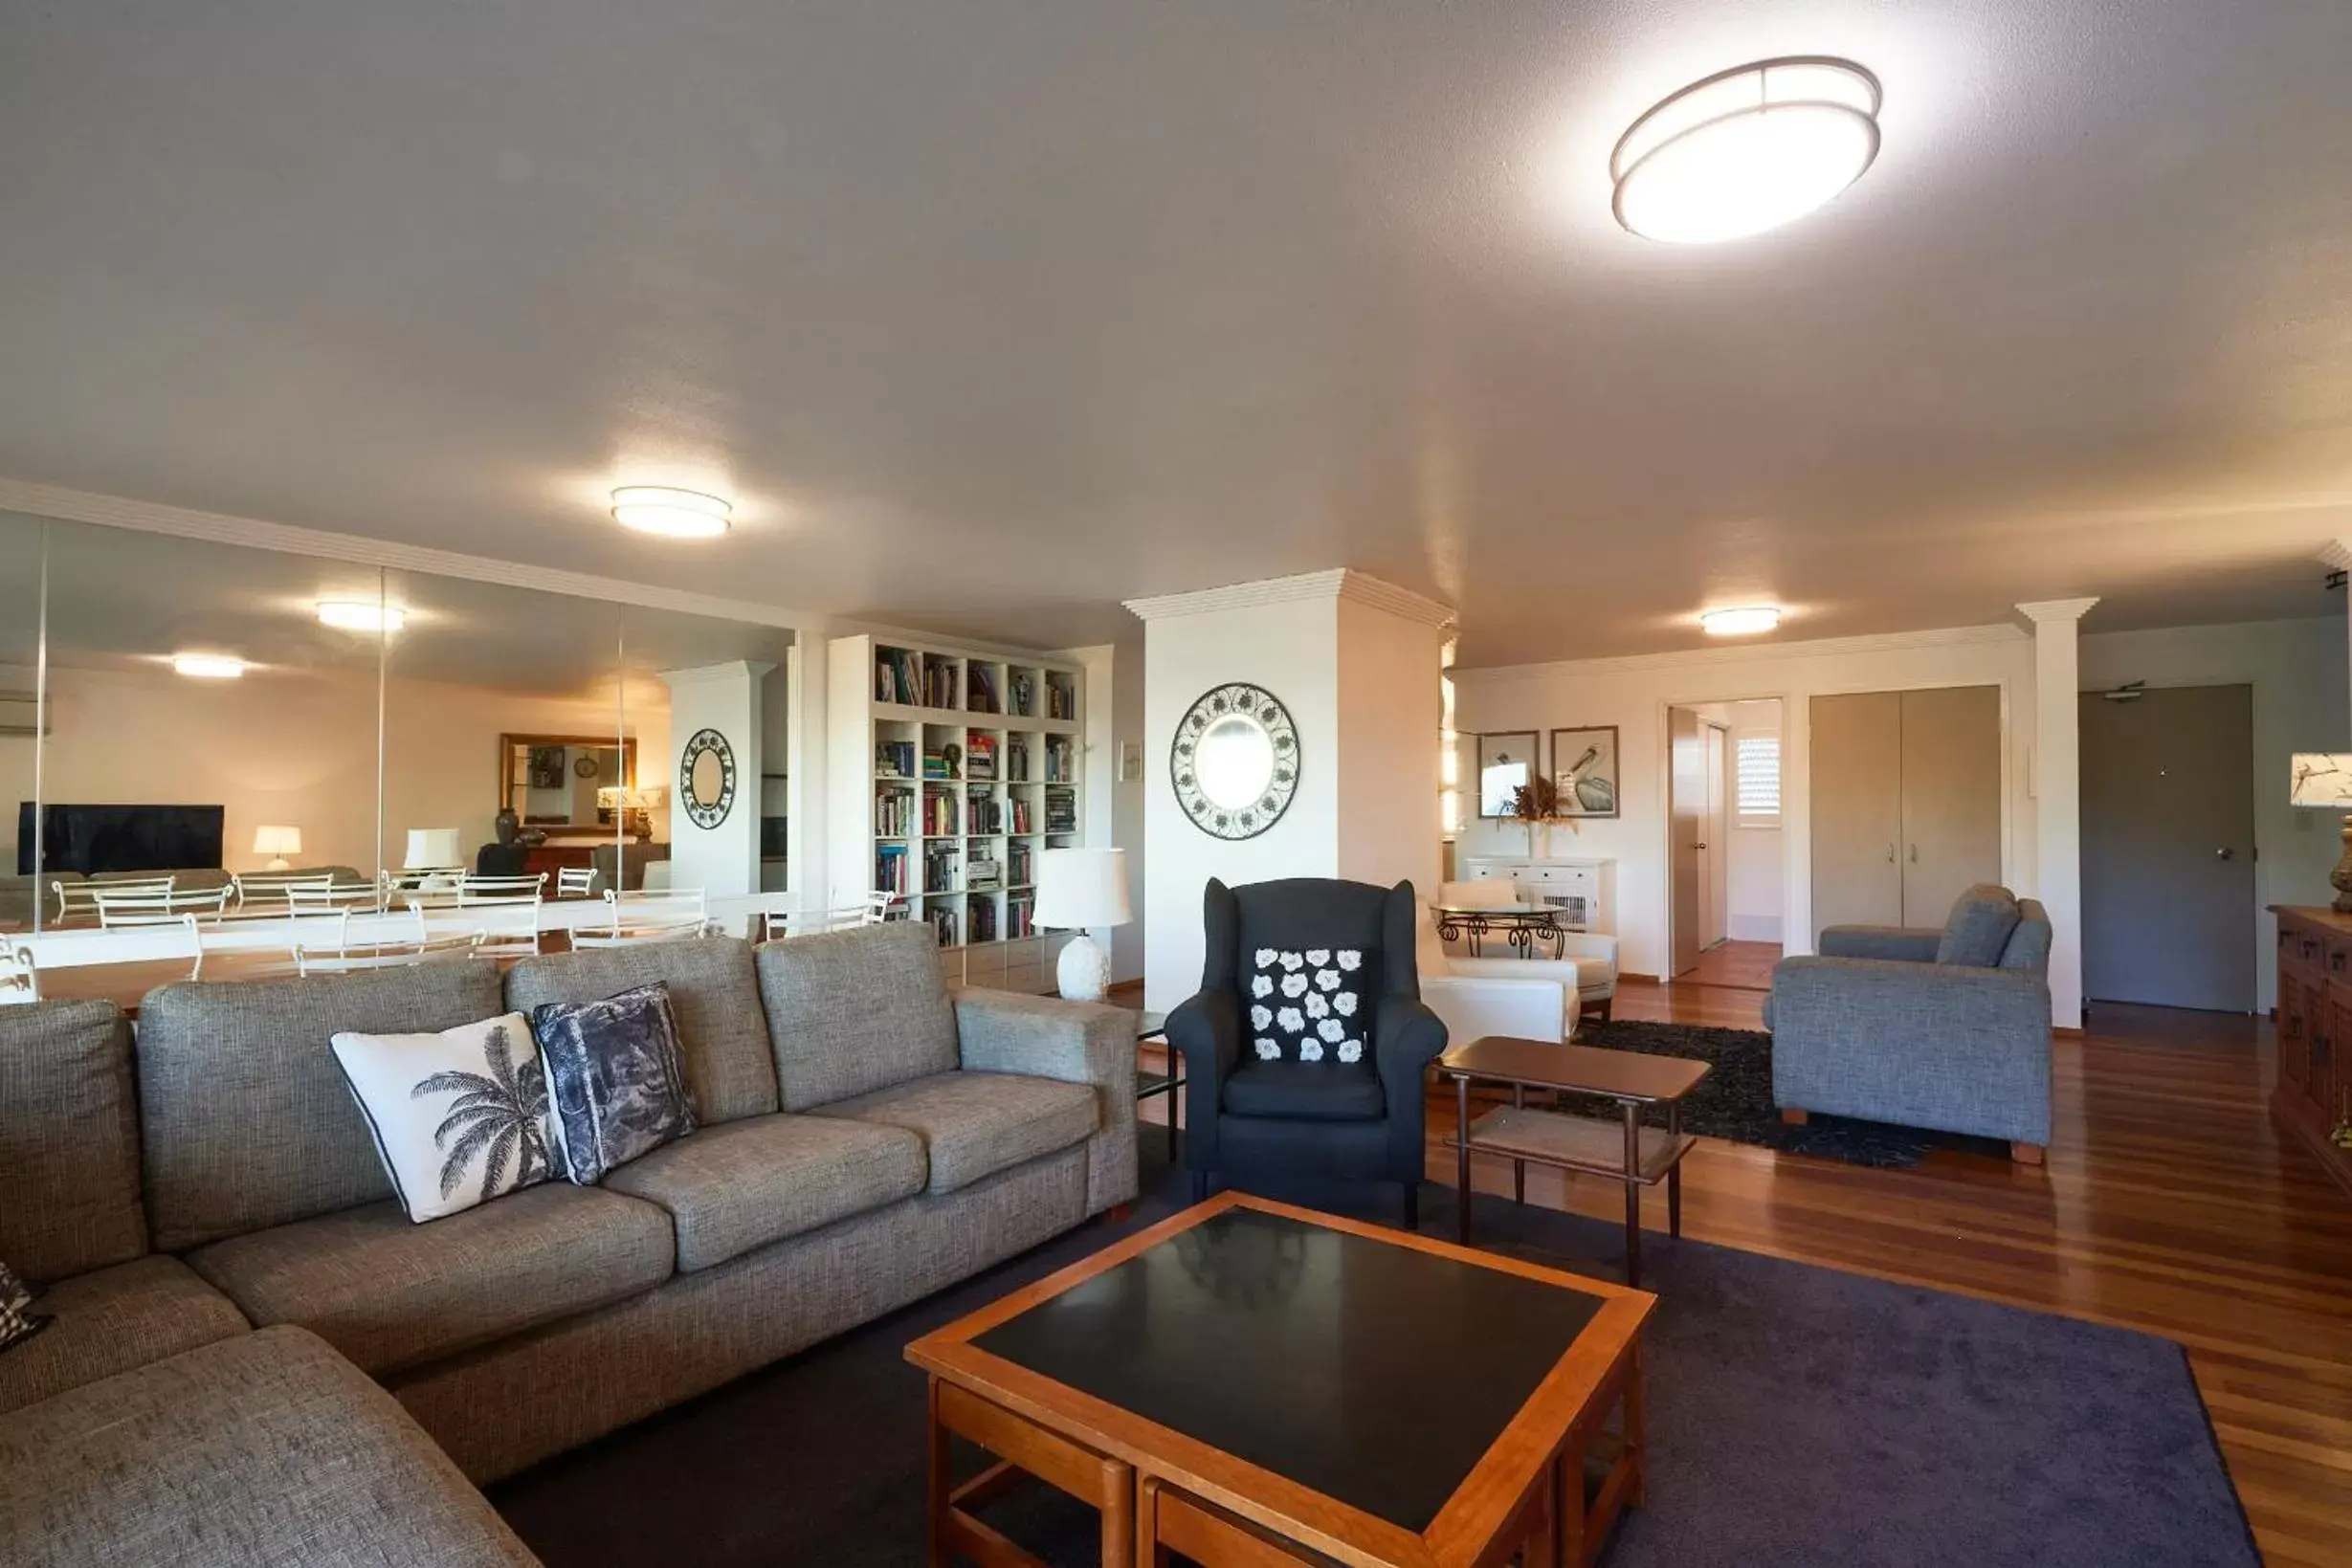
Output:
[
  {"xmin": 964, "ymin": 732, "xmax": 996, "ymax": 780},
  {"xmin": 1007, "ymin": 893, "xmax": 1035, "ymax": 939},
  {"xmin": 875, "ymin": 787, "xmax": 916, "ymax": 838},
  {"xmin": 922, "ymin": 842, "xmax": 961, "ymax": 894},
  {"xmin": 1043, "ymin": 736, "xmax": 1075, "ymax": 783},
  {"xmin": 921, "ymin": 786, "xmax": 960, "ymax": 837},
  {"xmin": 966, "ymin": 790, "xmax": 1006, "ymax": 835},
  {"xmin": 876, "ymin": 647, "xmax": 1076, "ymax": 721},
  {"xmin": 875, "ymin": 844, "xmax": 911, "ymax": 896},
  {"xmin": 1009, "ymin": 840, "xmax": 1032, "ymax": 889},
  {"xmin": 1046, "ymin": 673, "xmax": 1076, "ymax": 720},
  {"xmin": 875, "ymin": 740, "xmax": 917, "ymax": 779},
  {"xmin": 1045, "ymin": 786, "xmax": 1078, "ymax": 833}
]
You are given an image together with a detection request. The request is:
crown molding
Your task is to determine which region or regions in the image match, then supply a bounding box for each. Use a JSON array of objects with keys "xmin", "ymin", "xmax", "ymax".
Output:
[
  {"xmin": 2014, "ymin": 596, "xmax": 2101, "ymax": 626},
  {"xmin": 0, "ymin": 476, "xmax": 826, "ymax": 632},
  {"xmin": 1456, "ymin": 622, "xmax": 2030, "ymax": 685},
  {"xmin": 1124, "ymin": 568, "xmax": 1454, "ymax": 627}
]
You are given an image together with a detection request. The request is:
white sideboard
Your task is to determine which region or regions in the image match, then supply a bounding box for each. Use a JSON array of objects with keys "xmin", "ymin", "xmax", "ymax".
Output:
[{"xmin": 1459, "ymin": 856, "xmax": 1616, "ymax": 935}]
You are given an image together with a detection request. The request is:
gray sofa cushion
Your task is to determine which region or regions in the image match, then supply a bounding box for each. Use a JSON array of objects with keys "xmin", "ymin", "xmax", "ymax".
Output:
[
  {"xmin": 1936, "ymin": 885, "xmax": 2021, "ymax": 967},
  {"xmin": 812, "ymin": 1070, "xmax": 1098, "ymax": 1194},
  {"xmin": 189, "ymin": 1184, "xmax": 674, "ymax": 1377},
  {"xmin": 756, "ymin": 922, "xmax": 959, "ymax": 1111},
  {"xmin": 138, "ymin": 961, "xmax": 507, "ymax": 1251},
  {"xmin": 2002, "ymin": 899, "xmax": 2054, "ymax": 972},
  {"xmin": 504, "ymin": 939, "xmax": 780, "ymax": 1124},
  {"xmin": 0, "ymin": 1255, "xmax": 249, "ymax": 1419},
  {"xmin": 0, "ymin": 999, "xmax": 145, "ymax": 1285},
  {"xmin": 0, "ymin": 1327, "xmax": 544, "ymax": 1568},
  {"xmin": 605, "ymin": 1112, "xmax": 927, "ymax": 1272}
]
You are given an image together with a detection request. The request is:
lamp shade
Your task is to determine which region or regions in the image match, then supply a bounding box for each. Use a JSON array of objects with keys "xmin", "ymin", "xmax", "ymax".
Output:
[
  {"xmin": 252, "ymin": 825, "xmax": 302, "ymax": 857},
  {"xmin": 1032, "ymin": 848, "xmax": 1132, "ymax": 930},
  {"xmin": 403, "ymin": 828, "xmax": 464, "ymax": 869},
  {"xmin": 2292, "ymin": 754, "xmax": 2352, "ymax": 807}
]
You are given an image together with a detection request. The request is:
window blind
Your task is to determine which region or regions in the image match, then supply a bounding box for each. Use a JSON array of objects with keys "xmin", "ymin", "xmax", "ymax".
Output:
[{"xmin": 1735, "ymin": 735, "xmax": 1781, "ymax": 822}]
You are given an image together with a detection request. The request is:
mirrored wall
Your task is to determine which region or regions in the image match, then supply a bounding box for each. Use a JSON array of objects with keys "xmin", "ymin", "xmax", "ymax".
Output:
[{"xmin": 0, "ymin": 512, "xmax": 794, "ymax": 963}]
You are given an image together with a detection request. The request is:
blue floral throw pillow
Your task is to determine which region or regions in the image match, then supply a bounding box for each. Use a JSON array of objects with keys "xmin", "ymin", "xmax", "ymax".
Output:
[
  {"xmin": 529, "ymin": 983, "xmax": 697, "ymax": 1184},
  {"xmin": 0, "ymin": 1259, "xmax": 51, "ymax": 1356},
  {"xmin": 1246, "ymin": 947, "xmax": 1371, "ymax": 1066}
]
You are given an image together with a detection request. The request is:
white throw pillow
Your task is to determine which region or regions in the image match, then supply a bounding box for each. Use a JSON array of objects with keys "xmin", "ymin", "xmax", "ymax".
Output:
[{"xmin": 331, "ymin": 1012, "xmax": 557, "ymax": 1224}]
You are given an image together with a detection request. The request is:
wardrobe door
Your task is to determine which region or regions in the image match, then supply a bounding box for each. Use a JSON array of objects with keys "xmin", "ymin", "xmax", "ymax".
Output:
[
  {"xmin": 1897, "ymin": 685, "xmax": 2003, "ymax": 924},
  {"xmin": 1809, "ymin": 692, "xmax": 1903, "ymax": 938}
]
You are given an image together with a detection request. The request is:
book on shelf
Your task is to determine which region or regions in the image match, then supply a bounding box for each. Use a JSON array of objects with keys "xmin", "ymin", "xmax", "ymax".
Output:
[
  {"xmin": 874, "ymin": 785, "xmax": 915, "ymax": 838},
  {"xmin": 1046, "ymin": 672, "xmax": 1076, "ymax": 720},
  {"xmin": 1008, "ymin": 840, "xmax": 1032, "ymax": 887},
  {"xmin": 876, "ymin": 740, "xmax": 917, "ymax": 779},
  {"xmin": 1005, "ymin": 736, "xmax": 1030, "ymax": 782},
  {"xmin": 875, "ymin": 844, "xmax": 911, "ymax": 896},
  {"xmin": 927, "ymin": 904, "xmax": 959, "ymax": 947},
  {"xmin": 921, "ymin": 655, "xmax": 958, "ymax": 709},
  {"xmin": 1008, "ymin": 893, "xmax": 1035, "ymax": 939},
  {"xmin": 922, "ymin": 785, "xmax": 960, "ymax": 837},
  {"xmin": 922, "ymin": 841, "xmax": 961, "ymax": 894},
  {"xmin": 1044, "ymin": 785, "xmax": 1077, "ymax": 833},
  {"xmin": 966, "ymin": 664, "xmax": 1000, "ymax": 713},
  {"xmin": 967, "ymin": 896, "xmax": 998, "ymax": 943},
  {"xmin": 876, "ymin": 648, "xmax": 921, "ymax": 706},
  {"xmin": 1044, "ymin": 736, "xmax": 1074, "ymax": 782},
  {"xmin": 965, "ymin": 790, "xmax": 1004, "ymax": 835},
  {"xmin": 1009, "ymin": 796, "xmax": 1033, "ymax": 834},
  {"xmin": 966, "ymin": 854, "xmax": 1002, "ymax": 891},
  {"xmin": 964, "ymin": 732, "xmax": 997, "ymax": 780},
  {"xmin": 1009, "ymin": 671, "xmax": 1037, "ymax": 718}
]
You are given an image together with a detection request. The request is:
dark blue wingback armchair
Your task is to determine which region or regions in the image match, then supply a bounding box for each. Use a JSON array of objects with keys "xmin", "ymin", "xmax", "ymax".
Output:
[{"xmin": 1165, "ymin": 876, "xmax": 1449, "ymax": 1226}]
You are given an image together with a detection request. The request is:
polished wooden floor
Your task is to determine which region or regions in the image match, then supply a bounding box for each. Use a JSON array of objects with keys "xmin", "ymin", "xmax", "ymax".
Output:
[
  {"xmin": 1672, "ymin": 939, "xmax": 1780, "ymax": 990},
  {"xmin": 1141, "ymin": 977, "xmax": 2352, "ymax": 1564}
]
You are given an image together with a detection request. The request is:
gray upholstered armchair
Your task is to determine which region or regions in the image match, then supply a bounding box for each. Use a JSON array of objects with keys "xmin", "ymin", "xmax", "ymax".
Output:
[{"xmin": 1766, "ymin": 885, "xmax": 2054, "ymax": 1163}]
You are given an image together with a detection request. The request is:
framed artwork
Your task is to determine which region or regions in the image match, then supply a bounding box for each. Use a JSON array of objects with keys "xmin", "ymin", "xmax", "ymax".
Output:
[
  {"xmin": 527, "ymin": 745, "xmax": 568, "ymax": 790},
  {"xmin": 1549, "ymin": 726, "xmax": 1620, "ymax": 818},
  {"xmin": 1476, "ymin": 732, "xmax": 1540, "ymax": 819}
]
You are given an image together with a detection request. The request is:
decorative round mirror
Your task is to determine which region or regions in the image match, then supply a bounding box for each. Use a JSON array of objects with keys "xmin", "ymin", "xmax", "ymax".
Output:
[
  {"xmin": 678, "ymin": 728, "xmax": 737, "ymax": 829},
  {"xmin": 1171, "ymin": 683, "xmax": 1298, "ymax": 840}
]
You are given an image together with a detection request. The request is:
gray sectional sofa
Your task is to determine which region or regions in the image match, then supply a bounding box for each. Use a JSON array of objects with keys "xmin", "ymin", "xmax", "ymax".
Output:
[{"xmin": 0, "ymin": 921, "xmax": 1138, "ymax": 1565}]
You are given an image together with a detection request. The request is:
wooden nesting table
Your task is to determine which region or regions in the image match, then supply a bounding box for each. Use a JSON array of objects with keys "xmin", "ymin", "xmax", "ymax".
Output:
[
  {"xmin": 905, "ymin": 1191, "xmax": 1654, "ymax": 1567},
  {"xmin": 1436, "ymin": 1037, "xmax": 1708, "ymax": 1289}
]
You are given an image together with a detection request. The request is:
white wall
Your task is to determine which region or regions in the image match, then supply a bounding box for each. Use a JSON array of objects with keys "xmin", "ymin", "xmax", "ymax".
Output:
[
  {"xmin": 1454, "ymin": 628, "xmax": 2039, "ymax": 983},
  {"xmin": 1111, "ymin": 637, "xmax": 1146, "ymax": 983},
  {"xmin": 1143, "ymin": 598, "xmax": 1342, "ymax": 1008},
  {"xmin": 1334, "ymin": 596, "xmax": 1447, "ymax": 896},
  {"xmin": 2078, "ymin": 615, "xmax": 2348, "ymax": 1012}
]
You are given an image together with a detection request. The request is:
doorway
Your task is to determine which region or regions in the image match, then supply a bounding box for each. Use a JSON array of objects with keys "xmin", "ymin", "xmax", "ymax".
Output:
[
  {"xmin": 2080, "ymin": 684, "xmax": 2256, "ymax": 1012},
  {"xmin": 1669, "ymin": 703, "xmax": 1750, "ymax": 979}
]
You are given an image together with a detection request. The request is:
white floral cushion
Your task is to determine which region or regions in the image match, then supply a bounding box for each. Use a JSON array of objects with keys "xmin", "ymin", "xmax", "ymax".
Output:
[
  {"xmin": 1246, "ymin": 947, "xmax": 1369, "ymax": 1066},
  {"xmin": 330, "ymin": 1013, "xmax": 557, "ymax": 1224}
]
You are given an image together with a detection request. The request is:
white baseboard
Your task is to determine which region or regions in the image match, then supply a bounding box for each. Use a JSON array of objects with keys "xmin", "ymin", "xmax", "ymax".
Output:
[{"xmin": 1728, "ymin": 913, "xmax": 1783, "ymax": 942}]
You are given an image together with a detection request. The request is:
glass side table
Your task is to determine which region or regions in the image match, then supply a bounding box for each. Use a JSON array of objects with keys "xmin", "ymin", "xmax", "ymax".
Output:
[{"xmin": 1134, "ymin": 1009, "xmax": 1182, "ymax": 1159}]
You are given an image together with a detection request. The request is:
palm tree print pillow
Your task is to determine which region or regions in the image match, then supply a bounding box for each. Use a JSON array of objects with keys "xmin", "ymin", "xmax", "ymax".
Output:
[
  {"xmin": 332, "ymin": 1012, "xmax": 556, "ymax": 1224},
  {"xmin": 527, "ymin": 983, "xmax": 698, "ymax": 1184},
  {"xmin": 0, "ymin": 1259, "xmax": 53, "ymax": 1356}
]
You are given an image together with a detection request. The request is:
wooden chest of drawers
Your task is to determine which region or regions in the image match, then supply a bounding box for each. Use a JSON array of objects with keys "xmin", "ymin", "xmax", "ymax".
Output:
[{"xmin": 2272, "ymin": 906, "xmax": 2352, "ymax": 1193}]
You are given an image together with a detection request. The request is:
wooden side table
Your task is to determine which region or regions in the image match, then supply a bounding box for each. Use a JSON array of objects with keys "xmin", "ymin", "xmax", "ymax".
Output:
[{"xmin": 1437, "ymin": 1037, "xmax": 1708, "ymax": 1288}]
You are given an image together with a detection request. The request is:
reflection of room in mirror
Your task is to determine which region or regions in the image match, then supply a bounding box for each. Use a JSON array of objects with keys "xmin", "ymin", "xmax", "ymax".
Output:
[{"xmin": 1195, "ymin": 715, "xmax": 1276, "ymax": 808}]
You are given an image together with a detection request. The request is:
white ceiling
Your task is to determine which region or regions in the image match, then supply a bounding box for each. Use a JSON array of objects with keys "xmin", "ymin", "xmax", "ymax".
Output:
[{"xmin": 3, "ymin": 1, "xmax": 2350, "ymax": 668}]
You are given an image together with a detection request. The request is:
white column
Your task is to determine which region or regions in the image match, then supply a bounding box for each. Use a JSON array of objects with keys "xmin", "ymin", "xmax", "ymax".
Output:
[
  {"xmin": 2017, "ymin": 598, "xmax": 2098, "ymax": 1028},
  {"xmin": 659, "ymin": 660, "xmax": 774, "ymax": 900},
  {"xmin": 2326, "ymin": 541, "xmax": 2352, "ymax": 739},
  {"xmin": 786, "ymin": 637, "xmax": 827, "ymax": 915}
]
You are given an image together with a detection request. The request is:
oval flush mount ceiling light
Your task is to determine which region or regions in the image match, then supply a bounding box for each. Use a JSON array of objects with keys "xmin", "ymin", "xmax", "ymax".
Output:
[
  {"xmin": 317, "ymin": 600, "xmax": 408, "ymax": 633},
  {"xmin": 1699, "ymin": 606, "xmax": 1782, "ymax": 636},
  {"xmin": 170, "ymin": 651, "xmax": 246, "ymax": 679},
  {"xmin": 1612, "ymin": 57, "xmax": 1880, "ymax": 243},
  {"xmin": 610, "ymin": 486, "xmax": 732, "ymax": 540}
]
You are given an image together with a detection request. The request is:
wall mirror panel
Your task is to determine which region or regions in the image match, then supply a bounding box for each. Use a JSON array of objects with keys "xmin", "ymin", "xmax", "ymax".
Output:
[{"xmin": 0, "ymin": 513, "xmax": 47, "ymax": 935}]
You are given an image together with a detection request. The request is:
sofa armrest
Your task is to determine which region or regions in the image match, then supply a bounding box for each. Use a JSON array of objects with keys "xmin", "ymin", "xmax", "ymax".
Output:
[
  {"xmin": 1768, "ymin": 956, "xmax": 2052, "ymax": 1144},
  {"xmin": 1374, "ymin": 996, "xmax": 1448, "ymax": 1179},
  {"xmin": 953, "ymin": 988, "xmax": 1138, "ymax": 1212},
  {"xmin": 1816, "ymin": 925, "xmax": 1943, "ymax": 962},
  {"xmin": 1421, "ymin": 974, "xmax": 1568, "ymax": 1045},
  {"xmin": 1165, "ymin": 987, "xmax": 1244, "ymax": 1172}
]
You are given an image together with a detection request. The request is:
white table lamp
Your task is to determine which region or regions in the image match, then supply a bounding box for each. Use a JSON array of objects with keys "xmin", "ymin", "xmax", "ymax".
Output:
[
  {"xmin": 403, "ymin": 828, "xmax": 464, "ymax": 871},
  {"xmin": 2292, "ymin": 754, "xmax": 2352, "ymax": 913},
  {"xmin": 252, "ymin": 825, "xmax": 302, "ymax": 871},
  {"xmin": 1033, "ymin": 847, "xmax": 1131, "ymax": 1002}
]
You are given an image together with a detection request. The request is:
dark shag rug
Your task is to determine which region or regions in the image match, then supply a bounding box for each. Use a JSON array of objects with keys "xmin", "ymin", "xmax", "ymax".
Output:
[
  {"xmin": 1572, "ymin": 1020, "xmax": 2009, "ymax": 1168},
  {"xmin": 492, "ymin": 1150, "xmax": 2257, "ymax": 1568}
]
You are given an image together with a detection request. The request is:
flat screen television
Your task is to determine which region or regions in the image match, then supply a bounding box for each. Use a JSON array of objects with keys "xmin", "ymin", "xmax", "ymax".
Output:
[{"xmin": 16, "ymin": 804, "xmax": 226, "ymax": 876}]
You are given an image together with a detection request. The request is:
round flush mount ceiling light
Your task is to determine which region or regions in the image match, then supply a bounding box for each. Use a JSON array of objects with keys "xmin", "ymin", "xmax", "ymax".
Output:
[
  {"xmin": 610, "ymin": 486, "xmax": 732, "ymax": 540},
  {"xmin": 170, "ymin": 651, "xmax": 247, "ymax": 679},
  {"xmin": 1699, "ymin": 606, "xmax": 1783, "ymax": 636},
  {"xmin": 1612, "ymin": 57, "xmax": 1881, "ymax": 243},
  {"xmin": 316, "ymin": 600, "xmax": 408, "ymax": 633}
]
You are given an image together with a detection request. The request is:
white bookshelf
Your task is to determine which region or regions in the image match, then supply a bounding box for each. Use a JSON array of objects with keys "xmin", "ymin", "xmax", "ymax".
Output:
[{"xmin": 827, "ymin": 632, "xmax": 1081, "ymax": 993}]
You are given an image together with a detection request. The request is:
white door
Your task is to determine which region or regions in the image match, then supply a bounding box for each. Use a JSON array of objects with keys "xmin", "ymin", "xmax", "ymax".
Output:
[
  {"xmin": 1702, "ymin": 721, "xmax": 1728, "ymax": 948},
  {"xmin": 1670, "ymin": 707, "xmax": 1704, "ymax": 976}
]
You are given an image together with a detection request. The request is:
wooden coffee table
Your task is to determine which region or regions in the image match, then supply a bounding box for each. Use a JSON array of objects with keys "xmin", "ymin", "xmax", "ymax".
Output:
[
  {"xmin": 905, "ymin": 1191, "xmax": 1654, "ymax": 1567},
  {"xmin": 1436, "ymin": 1038, "xmax": 1708, "ymax": 1289}
]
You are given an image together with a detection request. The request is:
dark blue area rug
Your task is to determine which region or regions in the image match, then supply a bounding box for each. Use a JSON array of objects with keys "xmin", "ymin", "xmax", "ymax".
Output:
[{"xmin": 493, "ymin": 1147, "xmax": 2256, "ymax": 1567}]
